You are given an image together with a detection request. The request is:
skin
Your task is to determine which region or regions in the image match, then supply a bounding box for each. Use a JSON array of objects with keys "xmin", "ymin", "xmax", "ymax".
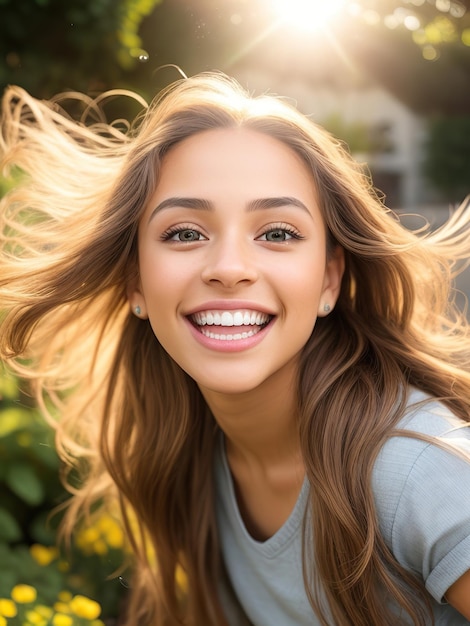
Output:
[
  {"xmin": 446, "ymin": 570, "xmax": 470, "ymax": 618},
  {"xmin": 129, "ymin": 126, "xmax": 470, "ymax": 613}
]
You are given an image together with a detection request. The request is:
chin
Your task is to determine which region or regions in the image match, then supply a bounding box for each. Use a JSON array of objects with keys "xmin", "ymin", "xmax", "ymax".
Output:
[{"xmin": 196, "ymin": 376, "xmax": 266, "ymax": 398}]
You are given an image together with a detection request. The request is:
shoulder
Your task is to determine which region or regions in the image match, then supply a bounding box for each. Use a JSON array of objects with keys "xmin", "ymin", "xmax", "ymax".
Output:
[
  {"xmin": 373, "ymin": 388, "xmax": 470, "ymax": 492},
  {"xmin": 373, "ymin": 388, "xmax": 470, "ymax": 521},
  {"xmin": 372, "ymin": 388, "xmax": 470, "ymax": 602}
]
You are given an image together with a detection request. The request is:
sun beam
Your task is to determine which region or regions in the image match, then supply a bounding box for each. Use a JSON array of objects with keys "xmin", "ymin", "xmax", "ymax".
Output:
[{"xmin": 271, "ymin": 0, "xmax": 346, "ymax": 32}]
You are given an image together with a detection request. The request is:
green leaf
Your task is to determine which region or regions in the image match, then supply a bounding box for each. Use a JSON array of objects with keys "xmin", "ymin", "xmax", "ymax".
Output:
[
  {"xmin": 0, "ymin": 407, "xmax": 34, "ymax": 437},
  {"xmin": 0, "ymin": 571, "xmax": 16, "ymax": 597},
  {"xmin": 0, "ymin": 545, "xmax": 18, "ymax": 589},
  {"xmin": 0, "ymin": 371, "xmax": 20, "ymax": 401},
  {"xmin": 29, "ymin": 510, "xmax": 59, "ymax": 545},
  {"xmin": 0, "ymin": 506, "xmax": 23, "ymax": 541},
  {"xmin": 5, "ymin": 462, "xmax": 45, "ymax": 505},
  {"xmin": 30, "ymin": 438, "xmax": 60, "ymax": 470}
]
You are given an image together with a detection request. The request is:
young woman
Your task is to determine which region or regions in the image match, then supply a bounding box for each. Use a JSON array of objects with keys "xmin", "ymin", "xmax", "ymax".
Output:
[{"xmin": 1, "ymin": 72, "xmax": 470, "ymax": 626}]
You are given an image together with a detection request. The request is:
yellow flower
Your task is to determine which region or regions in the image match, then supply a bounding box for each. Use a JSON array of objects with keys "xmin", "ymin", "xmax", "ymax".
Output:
[
  {"xmin": 93, "ymin": 539, "xmax": 108, "ymax": 556},
  {"xmin": 52, "ymin": 614, "xmax": 73, "ymax": 626},
  {"xmin": 0, "ymin": 598, "xmax": 17, "ymax": 617},
  {"xmin": 75, "ymin": 525, "xmax": 100, "ymax": 556},
  {"xmin": 24, "ymin": 610, "xmax": 46, "ymax": 625},
  {"xmin": 57, "ymin": 591, "xmax": 72, "ymax": 603},
  {"xmin": 80, "ymin": 527, "xmax": 100, "ymax": 544},
  {"xmin": 105, "ymin": 523, "xmax": 124, "ymax": 549},
  {"xmin": 76, "ymin": 513, "xmax": 125, "ymax": 556},
  {"xmin": 30, "ymin": 544, "xmax": 59, "ymax": 566},
  {"xmin": 11, "ymin": 585, "xmax": 37, "ymax": 604},
  {"xmin": 96, "ymin": 514, "xmax": 114, "ymax": 532},
  {"xmin": 69, "ymin": 595, "xmax": 101, "ymax": 620},
  {"xmin": 53, "ymin": 602, "xmax": 70, "ymax": 614},
  {"xmin": 35, "ymin": 606, "xmax": 53, "ymax": 619},
  {"xmin": 96, "ymin": 514, "xmax": 124, "ymax": 549},
  {"xmin": 0, "ymin": 615, "xmax": 6, "ymax": 626}
]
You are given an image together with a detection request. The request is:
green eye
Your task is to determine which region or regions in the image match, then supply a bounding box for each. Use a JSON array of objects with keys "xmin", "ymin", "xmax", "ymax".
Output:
[
  {"xmin": 257, "ymin": 223, "xmax": 303, "ymax": 242},
  {"xmin": 264, "ymin": 229, "xmax": 293, "ymax": 242},
  {"xmin": 162, "ymin": 227, "xmax": 205, "ymax": 242},
  {"xmin": 176, "ymin": 229, "xmax": 201, "ymax": 241}
]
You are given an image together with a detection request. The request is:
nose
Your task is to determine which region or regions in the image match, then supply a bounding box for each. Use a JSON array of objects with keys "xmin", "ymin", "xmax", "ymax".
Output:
[{"xmin": 201, "ymin": 236, "xmax": 258, "ymax": 288}]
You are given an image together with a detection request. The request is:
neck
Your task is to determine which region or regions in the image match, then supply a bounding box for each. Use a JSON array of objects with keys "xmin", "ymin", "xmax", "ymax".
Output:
[
  {"xmin": 200, "ymin": 362, "xmax": 305, "ymax": 540},
  {"xmin": 199, "ymin": 361, "xmax": 301, "ymax": 471}
]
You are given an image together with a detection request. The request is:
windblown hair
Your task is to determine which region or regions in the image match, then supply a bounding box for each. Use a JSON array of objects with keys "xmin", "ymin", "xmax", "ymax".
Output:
[{"xmin": 1, "ymin": 72, "xmax": 470, "ymax": 626}]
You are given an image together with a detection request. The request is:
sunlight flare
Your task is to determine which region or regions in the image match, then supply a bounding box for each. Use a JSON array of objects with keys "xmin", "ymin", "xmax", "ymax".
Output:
[{"xmin": 271, "ymin": 0, "xmax": 346, "ymax": 32}]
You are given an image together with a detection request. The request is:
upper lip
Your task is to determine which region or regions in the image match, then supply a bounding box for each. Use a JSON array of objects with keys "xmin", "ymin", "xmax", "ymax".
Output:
[{"xmin": 184, "ymin": 301, "xmax": 276, "ymax": 316}]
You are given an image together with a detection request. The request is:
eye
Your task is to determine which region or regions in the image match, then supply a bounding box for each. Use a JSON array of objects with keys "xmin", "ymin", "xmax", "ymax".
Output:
[
  {"xmin": 257, "ymin": 225, "xmax": 304, "ymax": 242},
  {"xmin": 161, "ymin": 227, "xmax": 207, "ymax": 242},
  {"xmin": 263, "ymin": 229, "xmax": 293, "ymax": 242}
]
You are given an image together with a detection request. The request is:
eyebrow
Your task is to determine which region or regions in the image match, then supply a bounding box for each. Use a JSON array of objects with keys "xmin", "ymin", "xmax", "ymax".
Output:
[{"xmin": 147, "ymin": 195, "xmax": 311, "ymax": 223}]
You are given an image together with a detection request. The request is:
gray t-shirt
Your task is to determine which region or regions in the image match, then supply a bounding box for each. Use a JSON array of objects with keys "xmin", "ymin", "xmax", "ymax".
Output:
[{"xmin": 214, "ymin": 389, "xmax": 470, "ymax": 625}]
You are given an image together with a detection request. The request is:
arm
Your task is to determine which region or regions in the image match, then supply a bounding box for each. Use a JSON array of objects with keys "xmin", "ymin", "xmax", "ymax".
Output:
[{"xmin": 445, "ymin": 569, "xmax": 470, "ymax": 619}]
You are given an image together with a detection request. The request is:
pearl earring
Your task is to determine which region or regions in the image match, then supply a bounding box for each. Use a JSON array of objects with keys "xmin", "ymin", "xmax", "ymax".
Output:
[
  {"xmin": 323, "ymin": 304, "xmax": 331, "ymax": 313},
  {"xmin": 135, "ymin": 305, "xmax": 141, "ymax": 316}
]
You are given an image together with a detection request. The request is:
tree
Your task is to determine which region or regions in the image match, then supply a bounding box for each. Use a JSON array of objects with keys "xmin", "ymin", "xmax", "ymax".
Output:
[
  {"xmin": 0, "ymin": 0, "xmax": 161, "ymax": 98},
  {"xmin": 424, "ymin": 116, "xmax": 470, "ymax": 201}
]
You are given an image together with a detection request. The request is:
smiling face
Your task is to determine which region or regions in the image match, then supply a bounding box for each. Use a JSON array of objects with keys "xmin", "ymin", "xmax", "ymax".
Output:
[{"xmin": 130, "ymin": 127, "xmax": 344, "ymax": 398}]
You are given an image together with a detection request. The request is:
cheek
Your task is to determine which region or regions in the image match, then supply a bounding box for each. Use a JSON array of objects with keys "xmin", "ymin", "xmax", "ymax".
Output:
[
  {"xmin": 281, "ymin": 261, "xmax": 326, "ymax": 320},
  {"xmin": 276, "ymin": 253, "xmax": 326, "ymax": 292},
  {"xmin": 139, "ymin": 250, "xmax": 180, "ymax": 302}
]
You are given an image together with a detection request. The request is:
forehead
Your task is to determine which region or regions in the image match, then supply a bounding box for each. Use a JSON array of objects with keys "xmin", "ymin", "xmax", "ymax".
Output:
[{"xmin": 155, "ymin": 127, "xmax": 316, "ymax": 198}]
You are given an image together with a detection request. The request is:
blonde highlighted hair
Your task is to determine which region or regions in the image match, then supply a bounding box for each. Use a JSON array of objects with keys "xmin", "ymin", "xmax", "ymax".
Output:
[{"xmin": 1, "ymin": 72, "xmax": 470, "ymax": 625}]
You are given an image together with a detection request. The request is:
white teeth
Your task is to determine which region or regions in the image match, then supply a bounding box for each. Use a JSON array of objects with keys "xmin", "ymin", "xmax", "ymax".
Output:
[
  {"xmin": 192, "ymin": 309, "xmax": 271, "ymax": 327},
  {"xmin": 191, "ymin": 309, "xmax": 272, "ymax": 342},
  {"xmin": 221, "ymin": 311, "xmax": 233, "ymax": 326},
  {"xmin": 200, "ymin": 327, "xmax": 260, "ymax": 340},
  {"xmin": 233, "ymin": 311, "xmax": 244, "ymax": 326}
]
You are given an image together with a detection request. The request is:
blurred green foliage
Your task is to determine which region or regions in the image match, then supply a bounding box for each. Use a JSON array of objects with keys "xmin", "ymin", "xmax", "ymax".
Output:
[
  {"xmin": 322, "ymin": 113, "xmax": 394, "ymax": 156},
  {"xmin": 0, "ymin": 369, "xmax": 60, "ymax": 547},
  {"xmin": 424, "ymin": 116, "xmax": 470, "ymax": 202},
  {"xmin": 0, "ymin": 0, "xmax": 161, "ymax": 97},
  {"xmin": 0, "ymin": 366, "xmax": 128, "ymax": 622},
  {"xmin": 0, "ymin": 175, "xmax": 17, "ymax": 199}
]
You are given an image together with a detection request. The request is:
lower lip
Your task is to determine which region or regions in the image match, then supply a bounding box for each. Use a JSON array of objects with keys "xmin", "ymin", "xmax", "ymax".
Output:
[{"xmin": 185, "ymin": 318, "xmax": 274, "ymax": 352}]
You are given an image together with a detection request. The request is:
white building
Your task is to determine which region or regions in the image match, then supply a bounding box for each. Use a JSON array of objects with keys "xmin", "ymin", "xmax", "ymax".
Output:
[{"xmin": 232, "ymin": 66, "xmax": 439, "ymax": 210}]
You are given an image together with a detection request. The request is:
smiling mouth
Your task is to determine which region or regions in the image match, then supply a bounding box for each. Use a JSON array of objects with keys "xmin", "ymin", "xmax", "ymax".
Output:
[{"xmin": 188, "ymin": 309, "xmax": 273, "ymax": 341}]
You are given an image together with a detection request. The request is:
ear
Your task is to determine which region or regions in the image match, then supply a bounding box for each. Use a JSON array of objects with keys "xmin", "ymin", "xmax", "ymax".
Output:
[
  {"xmin": 126, "ymin": 277, "xmax": 149, "ymax": 319},
  {"xmin": 318, "ymin": 245, "xmax": 345, "ymax": 317}
]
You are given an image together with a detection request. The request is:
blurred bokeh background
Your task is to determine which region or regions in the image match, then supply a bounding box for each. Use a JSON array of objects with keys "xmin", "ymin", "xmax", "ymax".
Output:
[
  {"xmin": 1, "ymin": 0, "xmax": 470, "ymax": 209},
  {"xmin": 0, "ymin": 2, "xmax": 469, "ymax": 624}
]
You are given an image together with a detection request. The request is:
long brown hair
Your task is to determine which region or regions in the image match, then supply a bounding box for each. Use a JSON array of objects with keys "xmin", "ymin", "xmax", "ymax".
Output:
[{"xmin": 1, "ymin": 73, "xmax": 470, "ymax": 625}]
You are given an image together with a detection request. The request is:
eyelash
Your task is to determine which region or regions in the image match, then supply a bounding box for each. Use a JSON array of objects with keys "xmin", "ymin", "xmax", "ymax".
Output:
[
  {"xmin": 160, "ymin": 225, "xmax": 206, "ymax": 242},
  {"xmin": 160, "ymin": 223, "xmax": 305, "ymax": 242},
  {"xmin": 257, "ymin": 223, "xmax": 304, "ymax": 241}
]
